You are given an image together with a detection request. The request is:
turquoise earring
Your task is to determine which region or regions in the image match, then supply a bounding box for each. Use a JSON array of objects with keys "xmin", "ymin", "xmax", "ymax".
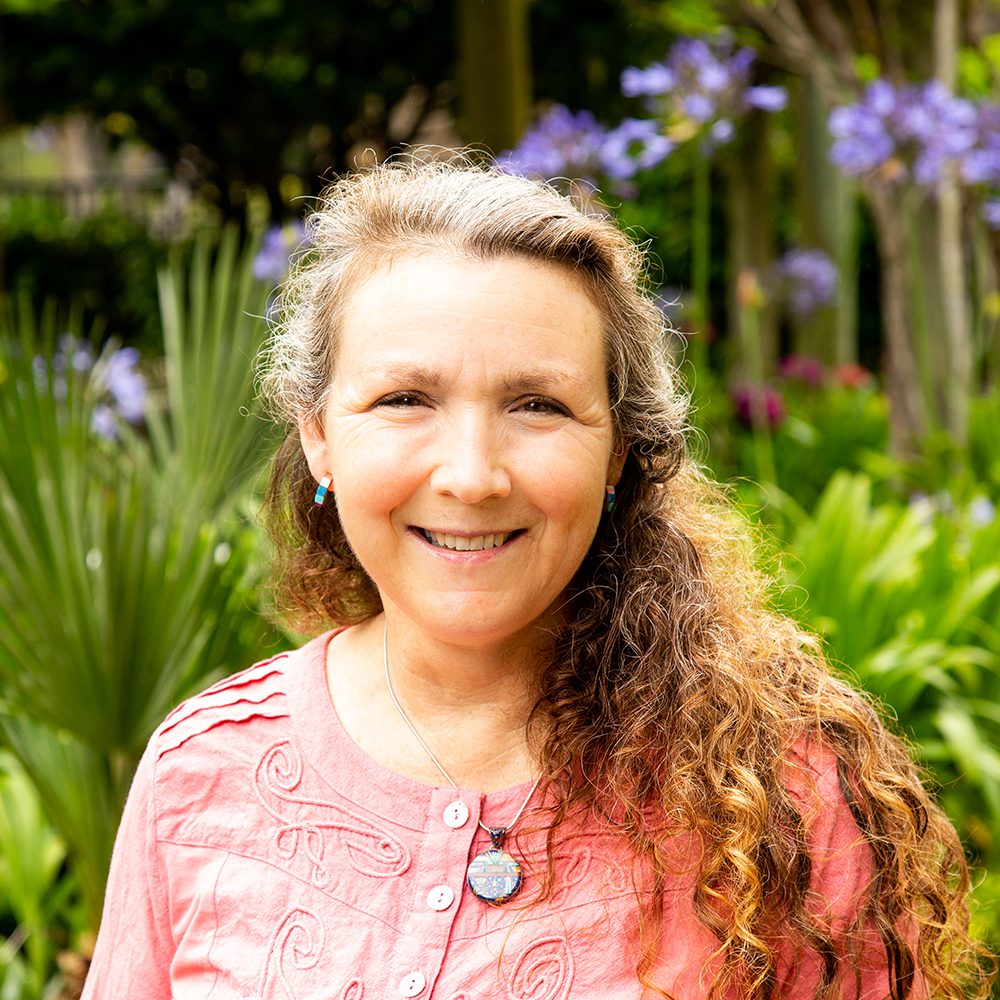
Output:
[
  {"xmin": 605, "ymin": 485, "xmax": 617, "ymax": 513},
  {"xmin": 313, "ymin": 475, "xmax": 332, "ymax": 506}
]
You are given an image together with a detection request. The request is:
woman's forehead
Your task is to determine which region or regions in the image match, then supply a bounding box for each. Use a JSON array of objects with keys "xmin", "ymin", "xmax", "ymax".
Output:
[{"xmin": 327, "ymin": 253, "xmax": 610, "ymax": 395}]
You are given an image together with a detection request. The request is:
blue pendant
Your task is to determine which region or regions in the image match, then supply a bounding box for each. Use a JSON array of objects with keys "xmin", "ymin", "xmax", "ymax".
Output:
[{"xmin": 466, "ymin": 828, "xmax": 523, "ymax": 905}]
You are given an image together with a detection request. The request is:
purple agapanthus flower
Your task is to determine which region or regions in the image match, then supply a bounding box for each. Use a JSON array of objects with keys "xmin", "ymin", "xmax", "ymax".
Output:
[
  {"xmin": 34, "ymin": 335, "xmax": 148, "ymax": 441},
  {"xmin": 969, "ymin": 495, "xmax": 996, "ymax": 526},
  {"xmin": 99, "ymin": 347, "xmax": 147, "ymax": 424},
  {"xmin": 619, "ymin": 36, "xmax": 787, "ymax": 158},
  {"xmin": 983, "ymin": 199, "xmax": 1000, "ymax": 230},
  {"xmin": 774, "ymin": 249, "xmax": 838, "ymax": 318},
  {"xmin": 621, "ymin": 63, "xmax": 675, "ymax": 98},
  {"xmin": 91, "ymin": 404, "xmax": 119, "ymax": 441},
  {"xmin": 601, "ymin": 118, "xmax": 673, "ymax": 180},
  {"xmin": 830, "ymin": 80, "xmax": 987, "ymax": 188},
  {"xmin": 961, "ymin": 104, "xmax": 1000, "ymax": 185},
  {"xmin": 498, "ymin": 105, "xmax": 612, "ymax": 184},
  {"xmin": 745, "ymin": 86, "xmax": 788, "ymax": 112},
  {"xmin": 829, "ymin": 94, "xmax": 897, "ymax": 175},
  {"xmin": 253, "ymin": 220, "xmax": 309, "ymax": 283}
]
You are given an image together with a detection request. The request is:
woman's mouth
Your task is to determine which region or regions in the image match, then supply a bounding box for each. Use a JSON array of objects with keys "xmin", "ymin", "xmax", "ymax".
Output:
[{"xmin": 417, "ymin": 529, "xmax": 522, "ymax": 551}]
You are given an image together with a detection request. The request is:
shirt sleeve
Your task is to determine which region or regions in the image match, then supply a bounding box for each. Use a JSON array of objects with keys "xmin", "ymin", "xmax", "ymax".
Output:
[{"xmin": 82, "ymin": 740, "xmax": 174, "ymax": 1000}]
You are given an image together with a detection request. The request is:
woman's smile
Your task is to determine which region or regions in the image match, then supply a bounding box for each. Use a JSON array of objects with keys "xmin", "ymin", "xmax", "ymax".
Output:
[{"xmin": 413, "ymin": 527, "xmax": 525, "ymax": 552}]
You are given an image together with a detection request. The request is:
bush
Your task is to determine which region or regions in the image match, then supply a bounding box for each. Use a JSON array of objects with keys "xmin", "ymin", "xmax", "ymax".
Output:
[{"xmin": 0, "ymin": 197, "xmax": 181, "ymax": 350}]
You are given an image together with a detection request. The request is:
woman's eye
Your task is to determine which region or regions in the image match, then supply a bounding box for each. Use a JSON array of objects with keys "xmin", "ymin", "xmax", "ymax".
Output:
[
  {"xmin": 517, "ymin": 397, "xmax": 569, "ymax": 416},
  {"xmin": 376, "ymin": 392, "xmax": 425, "ymax": 408}
]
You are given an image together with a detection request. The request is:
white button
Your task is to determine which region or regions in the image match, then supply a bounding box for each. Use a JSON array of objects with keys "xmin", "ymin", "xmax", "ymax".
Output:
[
  {"xmin": 442, "ymin": 800, "xmax": 469, "ymax": 828},
  {"xmin": 426, "ymin": 884, "xmax": 455, "ymax": 911},
  {"xmin": 399, "ymin": 971, "xmax": 426, "ymax": 997}
]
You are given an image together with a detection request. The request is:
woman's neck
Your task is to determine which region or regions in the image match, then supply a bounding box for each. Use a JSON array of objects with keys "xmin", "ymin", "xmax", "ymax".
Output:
[{"xmin": 324, "ymin": 613, "xmax": 550, "ymax": 791}]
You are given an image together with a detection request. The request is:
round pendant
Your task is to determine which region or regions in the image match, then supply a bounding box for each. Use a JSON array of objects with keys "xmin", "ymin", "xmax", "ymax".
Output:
[{"xmin": 466, "ymin": 847, "xmax": 523, "ymax": 905}]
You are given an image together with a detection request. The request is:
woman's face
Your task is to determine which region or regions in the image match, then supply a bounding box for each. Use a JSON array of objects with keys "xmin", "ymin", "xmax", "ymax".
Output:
[{"xmin": 300, "ymin": 252, "xmax": 625, "ymax": 650}]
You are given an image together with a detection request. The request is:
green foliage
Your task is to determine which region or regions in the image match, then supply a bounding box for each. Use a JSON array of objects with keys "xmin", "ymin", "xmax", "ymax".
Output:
[
  {"xmin": 692, "ymin": 365, "xmax": 888, "ymax": 510},
  {"xmin": 774, "ymin": 471, "xmax": 1000, "ymax": 855},
  {"xmin": 150, "ymin": 231, "xmax": 280, "ymax": 513},
  {"xmin": 971, "ymin": 867, "xmax": 1000, "ymax": 992},
  {"xmin": 0, "ymin": 232, "xmax": 277, "ymax": 931},
  {"xmin": 0, "ymin": 0, "xmax": 455, "ymax": 213},
  {"xmin": 0, "ymin": 197, "xmax": 173, "ymax": 349},
  {"xmin": 0, "ymin": 752, "xmax": 74, "ymax": 1000}
]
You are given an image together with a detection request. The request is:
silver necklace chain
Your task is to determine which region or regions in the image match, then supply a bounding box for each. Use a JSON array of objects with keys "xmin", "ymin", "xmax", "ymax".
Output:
[{"xmin": 382, "ymin": 621, "xmax": 541, "ymax": 838}]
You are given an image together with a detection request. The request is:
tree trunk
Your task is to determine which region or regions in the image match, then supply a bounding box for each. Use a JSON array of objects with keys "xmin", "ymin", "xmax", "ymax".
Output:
[
  {"xmin": 934, "ymin": 0, "xmax": 972, "ymax": 443},
  {"xmin": 726, "ymin": 114, "xmax": 778, "ymax": 377},
  {"xmin": 455, "ymin": 0, "xmax": 532, "ymax": 154},
  {"xmin": 791, "ymin": 76, "xmax": 858, "ymax": 365},
  {"xmin": 865, "ymin": 183, "xmax": 927, "ymax": 456}
]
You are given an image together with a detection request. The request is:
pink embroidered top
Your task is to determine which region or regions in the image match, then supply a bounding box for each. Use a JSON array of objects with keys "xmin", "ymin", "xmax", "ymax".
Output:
[{"xmin": 83, "ymin": 632, "xmax": 896, "ymax": 1000}]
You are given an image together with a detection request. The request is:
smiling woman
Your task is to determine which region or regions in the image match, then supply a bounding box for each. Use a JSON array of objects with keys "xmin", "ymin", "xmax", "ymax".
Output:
[{"xmin": 81, "ymin": 158, "xmax": 992, "ymax": 1000}]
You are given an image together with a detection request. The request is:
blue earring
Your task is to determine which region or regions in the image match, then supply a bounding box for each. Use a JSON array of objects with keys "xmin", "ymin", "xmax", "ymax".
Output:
[
  {"xmin": 313, "ymin": 475, "xmax": 332, "ymax": 506},
  {"xmin": 605, "ymin": 485, "xmax": 617, "ymax": 513}
]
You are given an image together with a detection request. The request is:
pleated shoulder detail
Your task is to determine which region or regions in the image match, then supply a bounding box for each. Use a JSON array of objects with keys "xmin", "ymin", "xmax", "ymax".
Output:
[{"xmin": 155, "ymin": 652, "xmax": 293, "ymax": 760}]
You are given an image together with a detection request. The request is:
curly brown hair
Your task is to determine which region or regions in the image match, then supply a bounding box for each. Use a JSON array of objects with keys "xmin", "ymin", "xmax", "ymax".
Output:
[{"xmin": 257, "ymin": 156, "xmax": 993, "ymax": 999}]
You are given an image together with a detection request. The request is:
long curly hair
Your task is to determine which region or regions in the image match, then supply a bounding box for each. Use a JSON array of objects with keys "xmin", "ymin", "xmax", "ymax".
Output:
[{"xmin": 257, "ymin": 156, "xmax": 992, "ymax": 999}]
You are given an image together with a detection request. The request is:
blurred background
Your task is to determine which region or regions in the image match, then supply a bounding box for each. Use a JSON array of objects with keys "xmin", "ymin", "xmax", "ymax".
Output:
[{"xmin": 1, "ymin": 1, "xmax": 999, "ymax": 996}]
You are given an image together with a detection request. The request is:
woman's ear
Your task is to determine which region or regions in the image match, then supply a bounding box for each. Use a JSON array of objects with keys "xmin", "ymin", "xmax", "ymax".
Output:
[
  {"xmin": 607, "ymin": 440, "xmax": 629, "ymax": 485},
  {"xmin": 298, "ymin": 415, "xmax": 331, "ymax": 483}
]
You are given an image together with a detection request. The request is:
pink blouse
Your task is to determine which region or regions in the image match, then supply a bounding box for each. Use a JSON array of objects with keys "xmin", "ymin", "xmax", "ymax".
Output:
[{"xmin": 83, "ymin": 631, "xmax": 897, "ymax": 999}]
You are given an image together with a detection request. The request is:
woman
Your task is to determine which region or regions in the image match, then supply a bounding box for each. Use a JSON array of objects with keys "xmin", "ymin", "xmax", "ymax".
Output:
[{"xmin": 83, "ymin": 158, "xmax": 989, "ymax": 999}]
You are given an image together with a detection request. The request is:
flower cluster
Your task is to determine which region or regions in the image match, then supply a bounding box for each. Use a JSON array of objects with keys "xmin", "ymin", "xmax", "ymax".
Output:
[
  {"xmin": 253, "ymin": 221, "xmax": 309, "ymax": 282},
  {"xmin": 830, "ymin": 81, "xmax": 977, "ymax": 183},
  {"xmin": 497, "ymin": 106, "xmax": 612, "ymax": 185},
  {"xmin": 773, "ymin": 249, "xmax": 838, "ymax": 318},
  {"xmin": 500, "ymin": 35, "xmax": 785, "ymax": 186},
  {"xmin": 961, "ymin": 103, "xmax": 1000, "ymax": 229},
  {"xmin": 34, "ymin": 335, "xmax": 148, "ymax": 440},
  {"xmin": 621, "ymin": 36, "xmax": 787, "ymax": 151},
  {"xmin": 778, "ymin": 354, "xmax": 826, "ymax": 388},
  {"xmin": 775, "ymin": 354, "xmax": 875, "ymax": 391},
  {"xmin": 731, "ymin": 355, "xmax": 876, "ymax": 430},
  {"xmin": 498, "ymin": 105, "xmax": 672, "ymax": 187},
  {"xmin": 829, "ymin": 80, "xmax": 1000, "ymax": 227}
]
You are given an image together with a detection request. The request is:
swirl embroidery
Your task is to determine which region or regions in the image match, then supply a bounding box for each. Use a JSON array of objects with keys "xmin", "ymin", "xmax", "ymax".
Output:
[
  {"xmin": 257, "ymin": 908, "xmax": 325, "ymax": 999},
  {"xmin": 549, "ymin": 846, "xmax": 593, "ymax": 906},
  {"xmin": 508, "ymin": 936, "xmax": 575, "ymax": 1000},
  {"xmin": 254, "ymin": 740, "xmax": 410, "ymax": 882},
  {"xmin": 339, "ymin": 980, "xmax": 364, "ymax": 1000}
]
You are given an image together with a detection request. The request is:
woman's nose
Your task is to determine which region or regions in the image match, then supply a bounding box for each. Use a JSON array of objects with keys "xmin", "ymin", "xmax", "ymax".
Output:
[{"xmin": 429, "ymin": 411, "xmax": 512, "ymax": 503}]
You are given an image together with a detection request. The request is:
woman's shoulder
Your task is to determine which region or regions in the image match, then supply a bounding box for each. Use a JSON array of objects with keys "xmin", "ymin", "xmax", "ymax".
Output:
[{"xmin": 148, "ymin": 632, "xmax": 330, "ymax": 766}]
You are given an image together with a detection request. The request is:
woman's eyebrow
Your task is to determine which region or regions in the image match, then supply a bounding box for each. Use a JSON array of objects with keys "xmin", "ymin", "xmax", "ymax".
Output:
[
  {"xmin": 373, "ymin": 363, "xmax": 443, "ymax": 386},
  {"xmin": 501, "ymin": 368, "xmax": 590, "ymax": 393},
  {"xmin": 369, "ymin": 363, "xmax": 591, "ymax": 393}
]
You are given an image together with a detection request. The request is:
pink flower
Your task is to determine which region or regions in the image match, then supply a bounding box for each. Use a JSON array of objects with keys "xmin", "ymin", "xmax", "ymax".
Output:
[
  {"xmin": 833, "ymin": 363, "xmax": 874, "ymax": 388},
  {"xmin": 731, "ymin": 382, "xmax": 785, "ymax": 429},
  {"xmin": 779, "ymin": 354, "xmax": 826, "ymax": 387}
]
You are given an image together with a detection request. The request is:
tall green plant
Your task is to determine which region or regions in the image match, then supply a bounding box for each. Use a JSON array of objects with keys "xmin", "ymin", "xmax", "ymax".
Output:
[
  {"xmin": 0, "ymin": 233, "xmax": 276, "ymax": 931},
  {"xmin": 151, "ymin": 228, "xmax": 279, "ymax": 515},
  {"xmin": 776, "ymin": 472, "xmax": 1000, "ymax": 849}
]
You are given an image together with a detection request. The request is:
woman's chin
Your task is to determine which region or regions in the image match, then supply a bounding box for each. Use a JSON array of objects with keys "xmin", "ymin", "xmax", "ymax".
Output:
[{"xmin": 386, "ymin": 601, "xmax": 554, "ymax": 651}]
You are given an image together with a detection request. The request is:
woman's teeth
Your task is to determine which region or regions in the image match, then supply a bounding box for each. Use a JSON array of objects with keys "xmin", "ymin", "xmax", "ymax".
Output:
[{"xmin": 422, "ymin": 530, "xmax": 511, "ymax": 551}]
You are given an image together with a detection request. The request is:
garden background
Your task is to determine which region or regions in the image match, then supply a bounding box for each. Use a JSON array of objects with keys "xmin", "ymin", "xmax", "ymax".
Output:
[{"xmin": 1, "ymin": 0, "xmax": 999, "ymax": 996}]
